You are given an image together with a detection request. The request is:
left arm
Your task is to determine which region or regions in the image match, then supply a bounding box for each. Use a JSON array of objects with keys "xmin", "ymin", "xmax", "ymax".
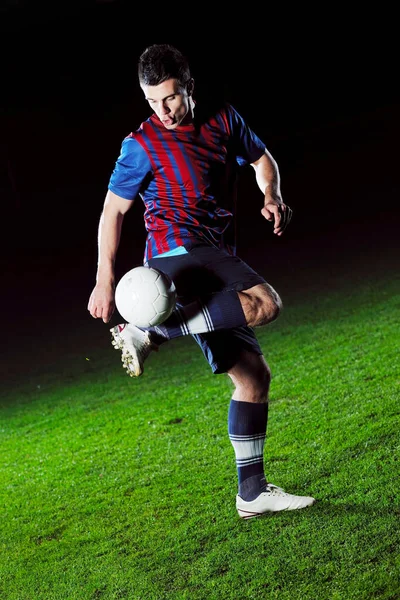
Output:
[{"xmin": 251, "ymin": 150, "xmax": 293, "ymax": 236}]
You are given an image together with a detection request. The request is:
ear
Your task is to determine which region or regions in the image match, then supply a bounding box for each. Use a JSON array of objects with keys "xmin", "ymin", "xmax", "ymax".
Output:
[{"xmin": 187, "ymin": 78, "xmax": 195, "ymax": 96}]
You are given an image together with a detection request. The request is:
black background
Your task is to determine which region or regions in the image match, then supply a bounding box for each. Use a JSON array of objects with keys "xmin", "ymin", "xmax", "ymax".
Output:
[{"xmin": 1, "ymin": 1, "xmax": 399, "ymax": 332}]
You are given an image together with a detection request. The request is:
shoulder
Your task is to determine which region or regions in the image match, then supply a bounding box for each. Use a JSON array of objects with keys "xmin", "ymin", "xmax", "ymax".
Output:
[
  {"xmin": 223, "ymin": 103, "xmax": 248, "ymax": 126},
  {"xmin": 120, "ymin": 117, "xmax": 157, "ymax": 152},
  {"xmin": 209, "ymin": 102, "xmax": 249, "ymax": 137},
  {"xmin": 115, "ymin": 130, "xmax": 152, "ymax": 171},
  {"xmin": 193, "ymin": 101, "xmax": 239, "ymax": 135},
  {"xmin": 125, "ymin": 115, "xmax": 164, "ymax": 147},
  {"xmin": 124, "ymin": 117, "xmax": 151, "ymax": 142}
]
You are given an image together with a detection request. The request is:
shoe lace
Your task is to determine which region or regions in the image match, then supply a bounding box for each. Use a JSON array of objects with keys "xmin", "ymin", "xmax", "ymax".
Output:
[{"xmin": 266, "ymin": 483, "xmax": 286, "ymax": 495}]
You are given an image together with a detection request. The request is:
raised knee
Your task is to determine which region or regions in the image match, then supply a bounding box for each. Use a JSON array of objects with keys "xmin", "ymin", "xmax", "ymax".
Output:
[
  {"xmin": 261, "ymin": 293, "xmax": 281, "ymax": 323},
  {"xmin": 242, "ymin": 285, "xmax": 282, "ymax": 326}
]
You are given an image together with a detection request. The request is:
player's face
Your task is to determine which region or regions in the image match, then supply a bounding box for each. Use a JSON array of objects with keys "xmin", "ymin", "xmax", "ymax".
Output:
[{"xmin": 141, "ymin": 78, "xmax": 194, "ymax": 130}]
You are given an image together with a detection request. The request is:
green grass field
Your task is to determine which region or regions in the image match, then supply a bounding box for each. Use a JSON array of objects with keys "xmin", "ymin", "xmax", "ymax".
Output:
[{"xmin": 1, "ymin": 246, "xmax": 399, "ymax": 600}]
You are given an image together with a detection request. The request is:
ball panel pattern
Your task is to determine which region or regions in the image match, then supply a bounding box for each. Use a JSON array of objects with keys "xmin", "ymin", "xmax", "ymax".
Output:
[{"xmin": 115, "ymin": 266, "xmax": 177, "ymax": 327}]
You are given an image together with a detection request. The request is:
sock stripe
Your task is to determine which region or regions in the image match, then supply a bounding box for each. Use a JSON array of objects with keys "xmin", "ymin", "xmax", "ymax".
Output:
[
  {"xmin": 175, "ymin": 302, "xmax": 213, "ymax": 335},
  {"xmin": 229, "ymin": 438, "xmax": 265, "ymax": 460},
  {"xmin": 236, "ymin": 456, "xmax": 264, "ymax": 467},
  {"xmin": 229, "ymin": 433, "xmax": 266, "ymax": 442},
  {"xmin": 152, "ymin": 289, "xmax": 245, "ymax": 340},
  {"xmin": 200, "ymin": 301, "xmax": 214, "ymax": 332},
  {"xmin": 177, "ymin": 306, "xmax": 190, "ymax": 336}
]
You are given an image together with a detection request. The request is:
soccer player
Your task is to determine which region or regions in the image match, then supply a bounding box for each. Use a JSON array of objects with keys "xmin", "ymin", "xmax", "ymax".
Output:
[{"xmin": 88, "ymin": 44, "xmax": 316, "ymax": 518}]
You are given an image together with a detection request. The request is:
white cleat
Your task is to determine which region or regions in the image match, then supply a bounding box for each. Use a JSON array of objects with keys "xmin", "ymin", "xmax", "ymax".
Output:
[
  {"xmin": 110, "ymin": 323, "xmax": 157, "ymax": 377},
  {"xmin": 236, "ymin": 483, "xmax": 316, "ymax": 519}
]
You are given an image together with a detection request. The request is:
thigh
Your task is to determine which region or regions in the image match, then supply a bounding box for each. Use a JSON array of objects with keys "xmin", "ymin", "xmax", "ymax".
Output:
[
  {"xmin": 189, "ymin": 244, "xmax": 266, "ymax": 293},
  {"xmin": 148, "ymin": 244, "xmax": 266, "ymax": 302},
  {"xmin": 148, "ymin": 250, "xmax": 225, "ymax": 300},
  {"xmin": 148, "ymin": 251, "xmax": 201, "ymax": 300}
]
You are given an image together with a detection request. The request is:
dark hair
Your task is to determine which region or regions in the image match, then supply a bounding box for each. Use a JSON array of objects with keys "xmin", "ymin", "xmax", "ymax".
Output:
[{"xmin": 138, "ymin": 44, "xmax": 191, "ymax": 88}]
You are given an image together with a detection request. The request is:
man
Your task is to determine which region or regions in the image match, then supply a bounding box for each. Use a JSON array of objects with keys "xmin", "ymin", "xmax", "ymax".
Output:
[{"xmin": 88, "ymin": 43, "xmax": 316, "ymax": 518}]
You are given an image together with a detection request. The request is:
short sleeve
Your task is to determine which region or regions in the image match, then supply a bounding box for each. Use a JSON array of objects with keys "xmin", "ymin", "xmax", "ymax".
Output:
[
  {"xmin": 225, "ymin": 104, "xmax": 266, "ymax": 167},
  {"xmin": 108, "ymin": 136, "xmax": 152, "ymax": 200}
]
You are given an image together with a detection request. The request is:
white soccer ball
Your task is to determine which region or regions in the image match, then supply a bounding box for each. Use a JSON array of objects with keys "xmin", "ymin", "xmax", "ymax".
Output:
[{"xmin": 115, "ymin": 266, "xmax": 177, "ymax": 327}]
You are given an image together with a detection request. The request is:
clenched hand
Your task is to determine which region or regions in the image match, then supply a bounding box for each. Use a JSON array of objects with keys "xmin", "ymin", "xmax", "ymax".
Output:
[{"xmin": 261, "ymin": 199, "xmax": 293, "ymax": 236}]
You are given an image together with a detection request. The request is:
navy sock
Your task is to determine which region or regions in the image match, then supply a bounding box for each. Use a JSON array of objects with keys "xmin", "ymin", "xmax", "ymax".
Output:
[
  {"xmin": 228, "ymin": 399, "xmax": 268, "ymax": 501},
  {"xmin": 150, "ymin": 290, "xmax": 246, "ymax": 340}
]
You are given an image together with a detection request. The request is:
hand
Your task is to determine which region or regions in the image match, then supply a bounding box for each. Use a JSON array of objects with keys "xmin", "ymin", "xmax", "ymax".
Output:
[
  {"xmin": 261, "ymin": 199, "xmax": 293, "ymax": 236},
  {"xmin": 87, "ymin": 283, "xmax": 115, "ymax": 323}
]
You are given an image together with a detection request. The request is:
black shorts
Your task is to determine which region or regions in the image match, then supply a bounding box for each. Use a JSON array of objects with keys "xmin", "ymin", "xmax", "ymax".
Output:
[{"xmin": 147, "ymin": 244, "xmax": 266, "ymax": 374}]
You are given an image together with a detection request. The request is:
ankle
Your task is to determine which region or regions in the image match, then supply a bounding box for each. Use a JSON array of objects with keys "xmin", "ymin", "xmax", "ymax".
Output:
[{"xmin": 238, "ymin": 473, "xmax": 267, "ymax": 501}]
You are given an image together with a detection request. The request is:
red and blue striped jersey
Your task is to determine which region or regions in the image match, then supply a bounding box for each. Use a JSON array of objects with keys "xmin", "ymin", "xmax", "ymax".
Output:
[{"xmin": 108, "ymin": 103, "xmax": 265, "ymax": 262}]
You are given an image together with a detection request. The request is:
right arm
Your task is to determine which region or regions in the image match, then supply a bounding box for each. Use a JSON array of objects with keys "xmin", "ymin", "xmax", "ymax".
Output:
[{"xmin": 87, "ymin": 190, "xmax": 134, "ymax": 323}]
